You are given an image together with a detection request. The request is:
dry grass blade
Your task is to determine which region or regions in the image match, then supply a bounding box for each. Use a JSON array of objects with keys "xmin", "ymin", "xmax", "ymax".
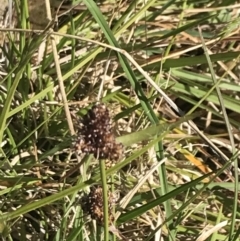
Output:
[
  {"xmin": 44, "ymin": 0, "xmax": 75, "ymax": 135},
  {"xmin": 115, "ymin": 159, "xmax": 166, "ymax": 220},
  {"xmin": 196, "ymin": 221, "xmax": 228, "ymax": 241}
]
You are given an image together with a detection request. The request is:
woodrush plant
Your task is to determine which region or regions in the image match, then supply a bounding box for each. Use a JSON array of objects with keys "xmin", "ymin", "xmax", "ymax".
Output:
[{"xmin": 0, "ymin": 0, "xmax": 239, "ymax": 241}]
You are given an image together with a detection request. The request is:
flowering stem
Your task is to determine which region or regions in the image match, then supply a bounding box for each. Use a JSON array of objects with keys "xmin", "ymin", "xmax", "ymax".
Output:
[{"xmin": 99, "ymin": 159, "xmax": 109, "ymax": 241}]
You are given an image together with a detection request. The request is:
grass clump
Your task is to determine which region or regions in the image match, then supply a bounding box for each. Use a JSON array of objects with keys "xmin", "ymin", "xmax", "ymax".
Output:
[{"xmin": 0, "ymin": 0, "xmax": 239, "ymax": 240}]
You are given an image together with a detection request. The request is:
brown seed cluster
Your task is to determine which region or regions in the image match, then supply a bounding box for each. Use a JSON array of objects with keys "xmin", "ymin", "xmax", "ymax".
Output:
[
  {"xmin": 81, "ymin": 185, "xmax": 115, "ymax": 225},
  {"xmin": 74, "ymin": 103, "xmax": 123, "ymax": 162}
]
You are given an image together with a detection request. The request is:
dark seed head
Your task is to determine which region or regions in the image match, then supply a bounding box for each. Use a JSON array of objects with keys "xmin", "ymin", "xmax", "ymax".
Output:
[
  {"xmin": 81, "ymin": 185, "xmax": 115, "ymax": 225},
  {"xmin": 74, "ymin": 103, "xmax": 124, "ymax": 165}
]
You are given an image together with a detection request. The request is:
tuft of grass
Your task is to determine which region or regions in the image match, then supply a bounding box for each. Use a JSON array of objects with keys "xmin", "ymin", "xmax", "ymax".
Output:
[{"xmin": 0, "ymin": 0, "xmax": 239, "ymax": 241}]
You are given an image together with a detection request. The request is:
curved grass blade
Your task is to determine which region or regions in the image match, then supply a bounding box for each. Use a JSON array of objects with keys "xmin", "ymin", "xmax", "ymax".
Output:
[{"xmin": 117, "ymin": 111, "xmax": 204, "ymax": 147}]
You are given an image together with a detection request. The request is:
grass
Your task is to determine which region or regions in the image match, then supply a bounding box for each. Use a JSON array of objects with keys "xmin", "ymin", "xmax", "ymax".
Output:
[{"xmin": 0, "ymin": 0, "xmax": 240, "ymax": 240}]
